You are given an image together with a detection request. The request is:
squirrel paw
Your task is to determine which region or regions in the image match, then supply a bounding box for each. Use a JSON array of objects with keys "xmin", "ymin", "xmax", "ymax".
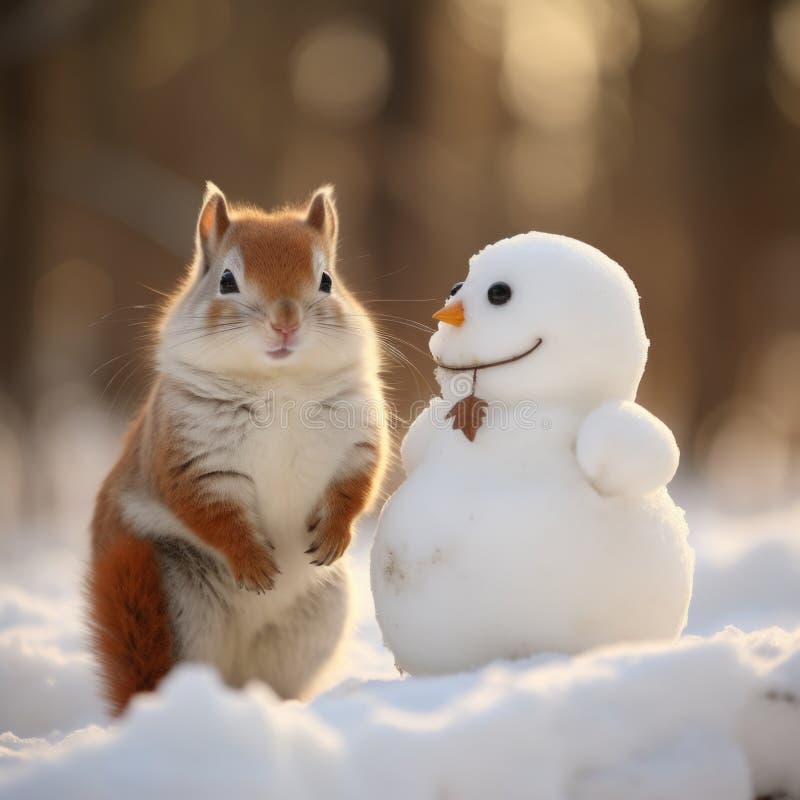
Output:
[
  {"xmin": 305, "ymin": 511, "xmax": 351, "ymax": 567},
  {"xmin": 230, "ymin": 542, "xmax": 280, "ymax": 593}
]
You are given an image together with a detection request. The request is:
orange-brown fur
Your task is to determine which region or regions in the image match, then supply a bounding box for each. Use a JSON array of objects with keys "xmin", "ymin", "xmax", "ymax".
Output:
[
  {"xmin": 236, "ymin": 216, "xmax": 325, "ymax": 294},
  {"xmin": 149, "ymin": 400, "xmax": 280, "ymax": 592},
  {"xmin": 87, "ymin": 528, "xmax": 173, "ymax": 716},
  {"xmin": 306, "ymin": 467, "xmax": 376, "ymax": 566}
]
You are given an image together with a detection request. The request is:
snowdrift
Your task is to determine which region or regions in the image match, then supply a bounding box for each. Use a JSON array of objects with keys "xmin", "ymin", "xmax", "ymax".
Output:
[
  {"xmin": 2, "ymin": 628, "xmax": 799, "ymax": 799},
  {"xmin": 1, "ymin": 500, "xmax": 800, "ymax": 799}
]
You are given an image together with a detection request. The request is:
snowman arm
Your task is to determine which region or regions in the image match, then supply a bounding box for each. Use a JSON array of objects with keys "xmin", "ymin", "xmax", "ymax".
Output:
[
  {"xmin": 401, "ymin": 400, "xmax": 445, "ymax": 475},
  {"xmin": 576, "ymin": 400, "xmax": 679, "ymax": 496}
]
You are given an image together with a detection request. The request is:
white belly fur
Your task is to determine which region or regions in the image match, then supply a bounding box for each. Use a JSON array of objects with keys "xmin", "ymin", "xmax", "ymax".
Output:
[
  {"xmin": 159, "ymin": 399, "xmax": 368, "ymax": 692},
  {"xmin": 245, "ymin": 405, "xmax": 365, "ymax": 610}
]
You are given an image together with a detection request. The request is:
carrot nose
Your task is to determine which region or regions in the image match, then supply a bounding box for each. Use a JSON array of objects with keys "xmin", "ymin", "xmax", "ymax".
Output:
[{"xmin": 432, "ymin": 300, "xmax": 465, "ymax": 327}]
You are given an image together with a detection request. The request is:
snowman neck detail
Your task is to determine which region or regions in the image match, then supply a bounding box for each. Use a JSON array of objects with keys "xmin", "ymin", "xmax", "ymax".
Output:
[
  {"xmin": 445, "ymin": 369, "xmax": 486, "ymax": 442},
  {"xmin": 434, "ymin": 337, "xmax": 543, "ymax": 373}
]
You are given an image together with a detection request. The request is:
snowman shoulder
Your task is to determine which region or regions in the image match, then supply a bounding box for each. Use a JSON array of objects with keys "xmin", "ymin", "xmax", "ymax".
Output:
[
  {"xmin": 401, "ymin": 397, "xmax": 449, "ymax": 475},
  {"xmin": 576, "ymin": 400, "xmax": 679, "ymax": 496}
]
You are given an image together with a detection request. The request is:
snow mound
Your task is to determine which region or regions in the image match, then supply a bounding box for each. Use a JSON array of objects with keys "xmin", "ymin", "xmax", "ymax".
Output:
[
  {"xmin": 1, "ymin": 628, "xmax": 799, "ymax": 799},
  {"xmin": 688, "ymin": 506, "xmax": 800, "ymax": 636},
  {"xmin": 1, "ymin": 500, "xmax": 800, "ymax": 799},
  {"xmin": 0, "ymin": 555, "xmax": 104, "ymax": 741}
]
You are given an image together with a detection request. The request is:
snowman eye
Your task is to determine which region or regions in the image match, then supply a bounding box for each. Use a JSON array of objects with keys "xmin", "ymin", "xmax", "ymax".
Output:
[
  {"xmin": 487, "ymin": 282, "xmax": 512, "ymax": 305},
  {"xmin": 449, "ymin": 281, "xmax": 464, "ymax": 297}
]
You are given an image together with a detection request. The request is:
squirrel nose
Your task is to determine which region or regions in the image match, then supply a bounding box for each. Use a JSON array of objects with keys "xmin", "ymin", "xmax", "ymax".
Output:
[
  {"xmin": 271, "ymin": 321, "xmax": 299, "ymax": 336},
  {"xmin": 269, "ymin": 298, "xmax": 302, "ymax": 337}
]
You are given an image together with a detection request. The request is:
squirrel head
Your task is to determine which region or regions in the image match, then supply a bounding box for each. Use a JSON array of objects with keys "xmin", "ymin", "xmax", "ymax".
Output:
[{"xmin": 158, "ymin": 183, "xmax": 376, "ymax": 384}]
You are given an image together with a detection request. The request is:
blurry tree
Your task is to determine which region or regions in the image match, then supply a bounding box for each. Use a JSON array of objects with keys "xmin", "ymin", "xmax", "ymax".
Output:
[{"xmin": 0, "ymin": 0, "xmax": 798, "ymax": 512}]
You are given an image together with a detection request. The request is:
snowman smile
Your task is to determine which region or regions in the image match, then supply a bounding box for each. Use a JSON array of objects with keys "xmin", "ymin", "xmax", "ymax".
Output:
[{"xmin": 434, "ymin": 337, "xmax": 543, "ymax": 372}]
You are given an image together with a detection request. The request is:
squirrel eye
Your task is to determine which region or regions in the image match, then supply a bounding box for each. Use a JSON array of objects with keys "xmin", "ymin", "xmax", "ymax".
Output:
[
  {"xmin": 487, "ymin": 282, "xmax": 512, "ymax": 305},
  {"xmin": 319, "ymin": 271, "xmax": 332, "ymax": 293},
  {"xmin": 449, "ymin": 281, "xmax": 464, "ymax": 297},
  {"xmin": 219, "ymin": 269, "xmax": 239, "ymax": 294}
]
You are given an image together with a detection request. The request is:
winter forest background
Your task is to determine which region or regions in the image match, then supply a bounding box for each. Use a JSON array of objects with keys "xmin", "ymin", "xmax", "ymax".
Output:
[
  {"xmin": 1, "ymin": 0, "xmax": 799, "ymax": 518},
  {"xmin": 1, "ymin": 1, "xmax": 800, "ymax": 797}
]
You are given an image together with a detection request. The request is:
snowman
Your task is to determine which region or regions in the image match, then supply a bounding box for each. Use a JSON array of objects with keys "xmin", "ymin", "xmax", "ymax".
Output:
[{"xmin": 371, "ymin": 233, "xmax": 694, "ymax": 675}]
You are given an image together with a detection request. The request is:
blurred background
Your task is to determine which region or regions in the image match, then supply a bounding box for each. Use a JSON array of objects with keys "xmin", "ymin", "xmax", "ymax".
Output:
[{"xmin": 0, "ymin": 0, "xmax": 799, "ymax": 543}]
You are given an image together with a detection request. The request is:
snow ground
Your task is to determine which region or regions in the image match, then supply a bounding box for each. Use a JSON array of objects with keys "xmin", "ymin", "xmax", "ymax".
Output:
[{"xmin": 1, "ymin": 492, "xmax": 799, "ymax": 799}]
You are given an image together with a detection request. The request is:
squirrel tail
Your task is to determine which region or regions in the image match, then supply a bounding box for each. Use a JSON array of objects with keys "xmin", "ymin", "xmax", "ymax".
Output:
[{"xmin": 87, "ymin": 532, "xmax": 173, "ymax": 715}]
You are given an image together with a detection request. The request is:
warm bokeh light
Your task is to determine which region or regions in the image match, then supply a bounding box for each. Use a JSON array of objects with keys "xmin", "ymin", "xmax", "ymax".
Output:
[
  {"xmin": 291, "ymin": 20, "xmax": 391, "ymax": 126},
  {"xmin": 750, "ymin": 333, "xmax": 800, "ymax": 437},
  {"xmin": 0, "ymin": 0, "xmax": 798, "ymax": 533},
  {"xmin": 127, "ymin": 0, "xmax": 231, "ymax": 90},
  {"xmin": 501, "ymin": 1, "xmax": 601, "ymax": 131},
  {"xmin": 500, "ymin": 127, "xmax": 595, "ymax": 215},
  {"xmin": 769, "ymin": 0, "xmax": 800, "ymax": 127},
  {"xmin": 635, "ymin": 0, "xmax": 707, "ymax": 48}
]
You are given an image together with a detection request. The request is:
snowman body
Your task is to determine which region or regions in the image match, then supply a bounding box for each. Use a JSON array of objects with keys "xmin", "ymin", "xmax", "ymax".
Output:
[
  {"xmin": 371, "ymin": 233, "xmax": 694, "ymax": 675},
  {"xmin": 373, "ymin": 401, "xmax": 692, "ymax": 675}
]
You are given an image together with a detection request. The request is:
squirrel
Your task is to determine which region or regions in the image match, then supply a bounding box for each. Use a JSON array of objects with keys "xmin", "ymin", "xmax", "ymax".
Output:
[{"xmin": 87, "ymin": 183, "xmax": 387, "ymax": 714}]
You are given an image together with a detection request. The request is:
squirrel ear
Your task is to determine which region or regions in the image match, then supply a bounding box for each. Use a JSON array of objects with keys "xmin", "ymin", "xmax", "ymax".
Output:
[
  {"xmin": 305, "ymin": 185, "xmax": 338, "ymax": 244},
  {"xmin": 196, "ymin": 181, "xmax": 230, "ymax": 272}
]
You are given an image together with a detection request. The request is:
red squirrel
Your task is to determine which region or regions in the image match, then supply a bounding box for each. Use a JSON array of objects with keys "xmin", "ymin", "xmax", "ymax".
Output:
[{"xmin": 87, "ymin": 184, "xmax": 387, "ymax": 714}]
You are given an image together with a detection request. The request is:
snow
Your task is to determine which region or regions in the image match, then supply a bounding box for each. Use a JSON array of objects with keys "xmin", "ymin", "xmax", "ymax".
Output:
[
  {"xmin": 0, "ymin": 385, "xmax": 798, "ymax": 798},
  {"xmin": 2, "ymin": 228, "xmax": 795, "ymax": 797},
  {"xmin": 429, "ymin": 233, "xmax": 648, "ymax": 407},
  {"xmin": 372, "ymin": 234, "xmax": 692, "ymax": 674},
  {"xmin": 576, "ymin": 400, "xmax": 679, "ymax": 496},
  {"xmin": 1, "ymin": 498, "xmax": 800, "ymax": 799}
]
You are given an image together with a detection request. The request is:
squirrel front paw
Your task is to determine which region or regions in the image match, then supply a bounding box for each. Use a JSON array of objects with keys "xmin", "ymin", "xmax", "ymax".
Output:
[
  {"xmin": 305, "ymin": 509, "xmax": 351, "ymax": 567},
  {"xmin": 228, "ymin": 540, "xmax": 280, "ymax": 593}
]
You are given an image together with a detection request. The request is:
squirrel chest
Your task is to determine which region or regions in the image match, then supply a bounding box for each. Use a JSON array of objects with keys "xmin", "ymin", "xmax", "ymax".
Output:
[{"xmin": 245, "ymin": 392, "xmax": 371, "ymax": 536}]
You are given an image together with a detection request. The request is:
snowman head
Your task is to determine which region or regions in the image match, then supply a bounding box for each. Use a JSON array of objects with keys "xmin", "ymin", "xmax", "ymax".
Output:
[{"xmin": 430, "ymin": 233, "xmax": 649, "ymax": 408}]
